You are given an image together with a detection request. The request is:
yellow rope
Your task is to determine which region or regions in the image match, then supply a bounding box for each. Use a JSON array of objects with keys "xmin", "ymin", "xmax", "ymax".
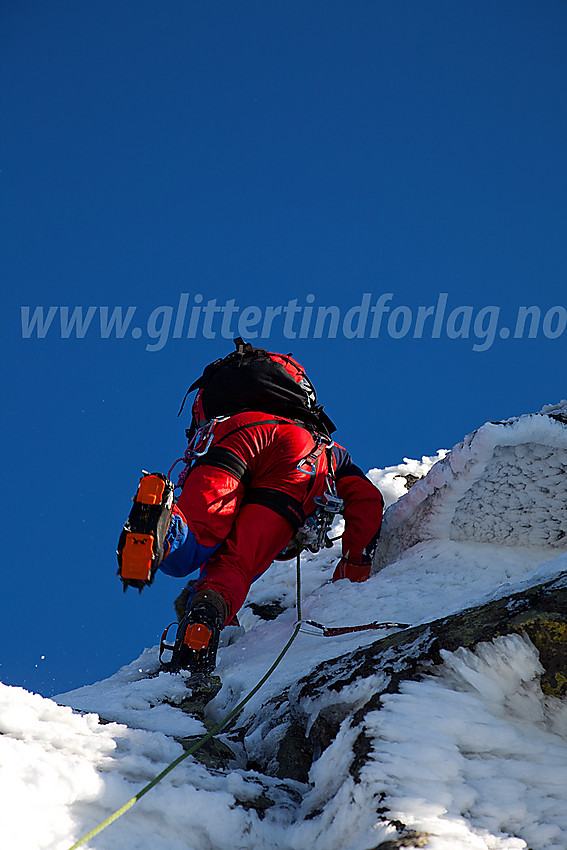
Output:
[{"xmin": 67, "ymin": 552, "xmax": 303, "ymax": 849}]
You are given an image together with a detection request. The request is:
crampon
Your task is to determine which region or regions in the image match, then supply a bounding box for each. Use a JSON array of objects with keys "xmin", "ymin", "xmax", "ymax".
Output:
[
  {"xmin": 159, "ymin": 599, "xmax": 223, "ymax": 677},
  {"xmin": 117, "ymin": 472, "xmax": 175, "ymax": 591}
]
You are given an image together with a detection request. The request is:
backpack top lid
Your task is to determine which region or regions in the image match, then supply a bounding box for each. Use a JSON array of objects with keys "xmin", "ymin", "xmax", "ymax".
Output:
[{"xmin": 183, "ymin": 338, "xmax": 336, "ymax": 437}]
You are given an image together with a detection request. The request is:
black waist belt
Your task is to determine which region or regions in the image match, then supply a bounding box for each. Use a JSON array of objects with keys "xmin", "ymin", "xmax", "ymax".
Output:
[
  {"xmin": 190, "ymin": 450, "xmax": 306, "ymax": 527},
  {"xmin": 244, "ymin": 487, "xmax": 306, "ymax": 529}
]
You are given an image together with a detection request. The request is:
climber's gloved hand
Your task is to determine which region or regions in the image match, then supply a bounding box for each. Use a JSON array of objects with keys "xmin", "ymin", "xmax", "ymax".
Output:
[{"xmin": 332, "ymin": 554, "xmax": 372, "ymax": 583}]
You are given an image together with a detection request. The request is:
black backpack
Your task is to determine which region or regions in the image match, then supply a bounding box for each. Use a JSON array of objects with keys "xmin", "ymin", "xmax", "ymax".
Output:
[{"xmin": 181, "ymin": 338, "xmax": 336, "ymax": 438}]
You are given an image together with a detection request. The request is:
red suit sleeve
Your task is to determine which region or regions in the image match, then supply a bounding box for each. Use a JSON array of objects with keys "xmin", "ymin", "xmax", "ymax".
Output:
[{"xmin": 335, "ymin": 473, "xmax": 383, "ymax": 562}]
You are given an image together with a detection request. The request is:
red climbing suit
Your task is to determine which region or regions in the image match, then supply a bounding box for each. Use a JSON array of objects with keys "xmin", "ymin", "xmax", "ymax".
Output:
[{"xmin": 163, "ymin": 411, "xmax": 383, "ymax": 624}]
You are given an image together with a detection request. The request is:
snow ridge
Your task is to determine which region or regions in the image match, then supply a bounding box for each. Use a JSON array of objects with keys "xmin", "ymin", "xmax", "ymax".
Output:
[
  {"xmin": 374, "ymin": 404, "xmax": 567, "ymax": 571},
  {"xmin": 1, "ymin": 402, "xmax": 567, "ymax": 850}
]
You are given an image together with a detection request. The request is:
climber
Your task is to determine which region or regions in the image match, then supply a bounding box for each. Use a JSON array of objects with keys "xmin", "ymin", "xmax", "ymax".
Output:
[{"xmin": 118, "ymin": 339, "xmax": 383, "ymax": 675}]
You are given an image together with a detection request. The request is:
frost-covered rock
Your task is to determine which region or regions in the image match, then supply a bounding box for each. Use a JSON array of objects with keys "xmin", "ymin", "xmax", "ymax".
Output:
[
  {"xmin": 236, "ymin": 567, "xmax": 567, "ymax": 849},
  {"xmin": 2, "ymin": 401, "xmax": 567, "ymax": 850},
  {"xmin": 373, "ymin": 402, "xmax": 567, "ymax": 572}
]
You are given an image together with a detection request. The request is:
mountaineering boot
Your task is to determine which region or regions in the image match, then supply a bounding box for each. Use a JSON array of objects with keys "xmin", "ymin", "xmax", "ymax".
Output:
[
  {"xmin": 166, "ymin": 589, "xmax": 228, "ymax": 676},
  {"xmin": 117, "ymin": 472, "xmax": 175, "ymax": 590}
]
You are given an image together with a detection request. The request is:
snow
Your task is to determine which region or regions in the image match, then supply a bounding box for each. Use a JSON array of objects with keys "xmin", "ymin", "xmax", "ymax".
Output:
[
  {"xmin": 363, "ymin": 633, "xmax": 567, "ymax": 849},
  {"xmin": 366, "ymin": 449, "xmax": 448, "ymax": 509},
  {"xmin": 1, "ymin": 403, "xmax": 566, "ymax": 850},
  {"xmin": 374, "ymin": 404, "xmax": 567, "ymax": 570}
]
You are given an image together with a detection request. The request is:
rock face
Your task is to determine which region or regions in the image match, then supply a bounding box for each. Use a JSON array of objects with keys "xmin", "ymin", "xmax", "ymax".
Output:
[
  {"xmin": 250, "ymin": 573, "xmax": 567, "ymax": 783},
  {"xmin": 234, "ymin": 572, "xmax": 567, "ymax": 846},
  {"xmin": 373, "ymin": 403, "xmax": 567, "ymax": 572}
]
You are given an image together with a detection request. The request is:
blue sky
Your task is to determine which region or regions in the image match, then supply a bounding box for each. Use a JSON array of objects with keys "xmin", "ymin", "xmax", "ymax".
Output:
[{"xmin": 1, "ymin": 1, "xmax": 566, "ymax": 696}]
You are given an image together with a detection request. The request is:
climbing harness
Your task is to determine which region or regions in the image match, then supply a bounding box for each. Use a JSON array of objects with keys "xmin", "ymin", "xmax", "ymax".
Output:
[
  {"xmin": 292, "ymin": 485, "xmax": 342, "ymax": 553},
  {"xmin": 169, "ymin": 417, "xmax": 343, "ymax": 560},
  {"xmin": 291, "ymin": 442, "xmax": 343, "ymax": 553},
  {"xmin": 169, "ymin": 414, "xmax": 329, "ymax": 493}
]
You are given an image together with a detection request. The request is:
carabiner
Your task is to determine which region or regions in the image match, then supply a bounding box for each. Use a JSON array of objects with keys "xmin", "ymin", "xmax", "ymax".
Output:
[{"xmin": 297, "ymin": 619, "xmax": 326, "ymax": 636}]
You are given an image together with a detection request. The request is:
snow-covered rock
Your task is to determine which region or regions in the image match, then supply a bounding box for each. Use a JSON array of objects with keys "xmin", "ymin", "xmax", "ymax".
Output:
[
  {"xmin": 373, "ymin": 402, "xmax": 567, "ymax": 572},
  {"xmin": 1, "ymin": 402, "xmax": 566, "ymax": 850}
]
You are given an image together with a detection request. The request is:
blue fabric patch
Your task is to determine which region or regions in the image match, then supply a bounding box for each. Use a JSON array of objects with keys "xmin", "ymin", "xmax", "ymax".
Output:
[{"xmin": 159, "ymin": 515, "xmax": 221, "ymax": 578}]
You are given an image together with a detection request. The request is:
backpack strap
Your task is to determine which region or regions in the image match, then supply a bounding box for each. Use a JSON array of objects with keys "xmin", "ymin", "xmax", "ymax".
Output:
[{"xmin": 191, "ymin": 446, "xmax": 253, "ymax": 489}]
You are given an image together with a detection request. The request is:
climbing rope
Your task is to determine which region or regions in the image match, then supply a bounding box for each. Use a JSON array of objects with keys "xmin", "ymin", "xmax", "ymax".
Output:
[
  {"xmin": 66, "ymin": 552, "xmax": 304, "ymax": 850},
  {"xmin": 67, "ymin": 552, "xmax": 410, "ymax": 849}
]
